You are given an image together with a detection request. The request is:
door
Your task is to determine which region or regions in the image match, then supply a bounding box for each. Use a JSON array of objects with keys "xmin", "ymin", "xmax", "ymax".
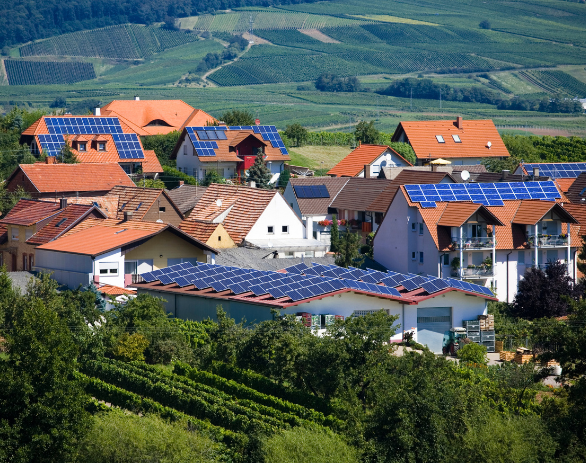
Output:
[
  {"xmin": 11, "ymin": 253, "xmax": 16, "ymax": 272},
  {"xmin": 417, "ymin": 307, "xmax": 452, "ymax": 353}
]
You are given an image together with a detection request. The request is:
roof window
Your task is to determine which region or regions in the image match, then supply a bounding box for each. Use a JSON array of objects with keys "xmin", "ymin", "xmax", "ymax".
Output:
[
  {"xmin": 55, "ymin": 218, "xmax": 67, "ymax": 227},
  {"xmin": 452, "ymin": 134, "xmax": 461, "ymax": 143},
  {"xmin": 115, "ymin": 229, "xmax": 127, "ymax": 234},
  {"xmin": 135, "ymin": 202, "xmax": 143, "ymax": 211},
  {"xmin": 435, "ymin": 135, "xmax": 445, "ymax": 143}
]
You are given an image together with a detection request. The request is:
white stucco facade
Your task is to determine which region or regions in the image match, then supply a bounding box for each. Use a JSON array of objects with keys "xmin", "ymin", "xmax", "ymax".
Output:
[{"xmin": 358, "ymin": 148, "xmax": 411, "ymax": 177}]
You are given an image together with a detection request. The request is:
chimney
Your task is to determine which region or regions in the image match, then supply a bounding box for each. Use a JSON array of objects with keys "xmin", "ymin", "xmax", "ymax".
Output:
[
  {"xmin": 46, "ymin": 156, "xmax": 56, "ymax": 164},
  {"xmin": 95, "ymin": 107, "xmax": 101, "ymax": 116},
  {"xmin": 364, "ymin": 164, "xmax": 370, "ymax": 179},
  {"xmin": 533, "ymin": 167, "xmax": 539, "ymax": 178},
  {"xmin": 502, "ymin": 169, "xmax": 509, "ymax": 181},
  {"xmin": 59, "ymin": 198, "xmax": 67, "ymax": 209},
  {"xmin": 456, "ymin": 116, "xmax": 463, "ymax": 129},
  {"xmin": 179, "ymin": 180, "xmax": 184, "ymax": 186},
  {"xmin": 249, "ymin": 181, "xmax": 256, "ymax": 188},
  {"xmin": 431, "ymin": 164, "xmax": 438, "ymax": 172},
  {"xmin": 124, "ymin": 211, "xmax": 134, "ymax": 221},
  {"xmin": 134, "ymin": 95, "xmax": 140, "ymax": 101}
]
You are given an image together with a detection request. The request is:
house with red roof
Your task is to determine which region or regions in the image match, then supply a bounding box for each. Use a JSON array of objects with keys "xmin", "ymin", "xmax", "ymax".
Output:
[
  {"xmin": 171, "ymin": 125, "xmax": 290, "ymax": 182},
  {"xmin": 391, "ymin": 117, "xmax": 510, "ymax": 166},
  {"xmin": 100, "ymin": 98, "xmax": 217, "ymax": 136},
  {"xmin": 5, "ymin": 162, "xmax": 136, "ymax": 199},
  {"xmin": 0, "ymin": 198, "xmax": 106, "ymax": 272},
  {"xmin": 327, "ymin": 144, "xmax": 412, "ymax": 178},
  {"xmin": 373, "ymin": 180, "xmax": 582, "ymax": 302},
  {"xmin": 20, "ymin": 115, "xmax": 163, "ymax": 175},
  {"xmin": 34, "ymin": 216, "xmax": 219, "ymax": 289}
]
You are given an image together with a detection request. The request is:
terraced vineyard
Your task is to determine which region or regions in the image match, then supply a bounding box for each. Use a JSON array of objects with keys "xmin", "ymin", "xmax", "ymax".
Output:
[
  {"xmin": 4, "ymin": 59, "xmax": 95, "ymax": 85},
  {"xmin": 520, "ymin": 70, "xmax": 586, "ymax": 97},
  {"xmin": 19, "ymin": 24, "xmax": 200, "ymax": 59},
  {"xmin": 80, "ymin": 358, "xmax": 339, "ymax": 449}
]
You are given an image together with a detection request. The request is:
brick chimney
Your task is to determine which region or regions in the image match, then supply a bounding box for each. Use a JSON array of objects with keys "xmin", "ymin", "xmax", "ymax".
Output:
[
  {"xmin": 179, "ymin": 180, "xmax": 184, "ymax": 186},
  {"xmin": 46, "ymin": 156, "xmax": 56, "ymax": 164},
  {"xmin": 124, "ymin": 211, "xmax": 133, "ymax": 221},
  {"xmin": 364, "ymin": 164, "xmax": 370, "ymax": 179},
  {"xmin": 59, "ymin": 198, "xmax": 67, "ymax": 209},
  {"xmin": 456, "ymin": 116, "xmax": 463, "ymax": 129}
]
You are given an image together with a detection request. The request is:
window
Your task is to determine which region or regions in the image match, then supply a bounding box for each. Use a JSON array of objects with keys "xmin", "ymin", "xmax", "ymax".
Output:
[
  {"xmin": 452, "ymin": 134, "xmax": 461, "ymax": 143},
  {"xmin": 97, "ymin": 142, "xmax": 106, "ymax": 151},
  {"xmin": 411, "ymin": 252, "xmax": 416, "ymax": 260},
  {"xmin": 11, "ymin": 228, "xmax": 18, "ymax": 241},
  {"xmin": 282, "ymin": 225, "xmax": 289, "ymax": 234},
  {"xmin": 99, "ymin": 262, "xmax": 119, "ymax": 276},
  {"xmin": 124, "ymin": 261, "xmax": 138, "ymax": 275},
  {"xmin": 442, "ymin": 254, "xmax": 450, "ymax": 265},
  {"xmin": 419, "ymin": 252, "xmax": 424, "ymax": 264},
  {"xmin": 183, "ymin": 145, "xmax": 188, "ymax": 155},
  {"xmin": 411, "ymin": 222, "xmax": 416, "ymax": 232},
  {"xmin": 435, "ymin": 135, "xmax": 445, "ymax": 143},
  {"xmin": 29, "ymin": 254, "xmax": 33, "ymax": 270},
  {"xmin": 517, "ymin": 251, "xmax": 525, "ymax": 264},
  {"xmin": 419, "ymin": 223, "xmax": 424, "ymax": 235},
  {"xmin": 267, "ymin": 226, "xmax": 274, "ymax": 234},
  {"xmin": 218, "ymin": 235, "xmax": 221, "ymax": 241},
  {"xmin": 159, "ymin": 206, "xmax": 166, "ymax": 212},
  {"xmin": 78, "ymin": 142, "xmax": 87, "ymax": 152},
  {"xmin": 55, "ymin": 218, "xmax": 67, "ymax": 227}
]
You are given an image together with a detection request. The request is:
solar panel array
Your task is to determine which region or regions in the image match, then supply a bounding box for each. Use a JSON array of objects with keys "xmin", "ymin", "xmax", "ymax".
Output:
[
  {"xmin": 185, "ymin": 125, "xmax": 289, "ymax": 157},
  {"xmin": 404, "ymin": 181, "xmax": 560, "ymax": 208},
  {"xmin": 293, "ymin": 185, "xmax": 330, "ymax": 199},
  {"xmin": 523, "ymin": 163, "xmax": 586, "ymax": 179},
  {"xmin": 38, "ymin": 117, "xmax": 144, "ymax": 159},
  {"xmin": 140, "ymin": 260, "xmax": 494, "ymax": 304}
]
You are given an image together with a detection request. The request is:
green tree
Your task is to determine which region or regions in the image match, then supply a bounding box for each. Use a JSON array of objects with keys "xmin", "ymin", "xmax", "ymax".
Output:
[
  {"xmin": 479, "ymin": 19, "xmax": 491, "ymax": 29},
  {"xmin": 112, "ymin": 332, "xmax": 149, "ymax": 362},
  {"xmin": 330, "ymin": 214, "xmax": 339, "ymax": 253},
  {"xmin": 0, "ymin": 186, "xmax": 31, "ymax": 218},
  {"xmin": 247, "ymin": 150, "xmax": 272, "ymax": 189},
  {"xmin": 133, "ymin": 177, "xmax": 166, "ymax": 189},
  {"xmin": 277, "ymin": 169, "xmax": 291, "ymax": 189},
  {"xmin": 335, "ymin": 230, "xmax": 364, "ymax": 268},
  {"xmin": 0, "ymin": 299, "xmax": 90, "ymax": 462},
  {"xmin": 283, "ymin": 123, "xmax": 308, "ymax": 147},
  {"xmin": 78, "ymin": 411, "xmax": 219, "ymax": 463},
  {"xmin": 220, "ymin": 110, "xmax": 255, "ymax": 126},
  {"xmin": 262, "ymin": 426, "xmax": 358, "ymax": 463},
  {"xmin": 457, "ymin": 342, "xmax": 488, "ymax": 365},
  {"xmin": 354, "ymin": 121, "xmax": 380, "ymax": 145},
  {"xmin": 60, "ymin": 139, "xmax": 79, "ymax": 164},
  {"xmin": 141, "ymin": 131, "xmax": 180, "ymax": 167},
  {"xmin": 201, "ymin": 170, "xmax": 226, "ymax": 186}
]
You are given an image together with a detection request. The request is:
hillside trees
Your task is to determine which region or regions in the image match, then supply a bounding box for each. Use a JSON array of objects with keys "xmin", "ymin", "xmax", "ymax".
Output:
[
  {"xmin": 354, "ymin": 121, "xmax": 380, "ymax": 145},
  {"xmin": 283, "ymin": 123, "xmax": 308, "ymax": 147},
  {"xmin": 220, "ymin": 109, "xmax": 255, "ymax": 126},
  {"xmin": 315, "ymin": 74, "xmax": 361, "ymax": 92},
  {"xmin": 141, "ymin": 131, "xmax": 180, "ymax": 167}
]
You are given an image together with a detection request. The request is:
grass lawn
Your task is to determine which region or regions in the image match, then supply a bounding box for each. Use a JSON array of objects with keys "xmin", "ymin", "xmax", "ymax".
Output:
[{"xmin": 288, "ymin": 145, "xmax": 352, "ymax": 170}]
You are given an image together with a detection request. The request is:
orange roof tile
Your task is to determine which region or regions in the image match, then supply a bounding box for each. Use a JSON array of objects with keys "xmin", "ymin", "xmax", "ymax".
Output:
[
  {"xmin": 141, "ymin": 150, "xmax": 163, "ymax": 174},
  {"xmin": 555, "ymin": 178, "xmax": 576, "ymax": 193},
  {"xmin": 178, "ymin": 220, "xmax": 220, "ymax": 243},
  {"xmin": 328, "ymin": 144, "xmax": 411, "ymax": 177},
  {"xmin": 51, "ymin": 195, "xmax": 120, "ymax": 218},
  {"xmin": 512, "ymin": 201, "xmax": 577, "ymax": 225},
  {"xmin": 101, "ymin": 100, "xmax": 217, "ymax": 135},
  {"xmin": 437, "ymin": 203, "xmax": 503, "ymax": 227},
  {"xmin": 181, "ymin": 184, "xmax": 277, "ymax": 244},
  {"xmin": 99, "ymin": 284, "xmax": 137, "ymax": 296},
  {"xmin": 11, "ymin": 163, "xmax": 135, "ymax": 194},
  {"xmin": 392, "ymin": 118, "xmax": 509, "ymax": 160}
]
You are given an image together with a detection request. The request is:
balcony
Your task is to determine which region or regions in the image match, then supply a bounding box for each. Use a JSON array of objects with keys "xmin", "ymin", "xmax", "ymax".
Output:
[
  {"xmin": 527, "ymin": 234, "xmax": 568, "ymax": 248},
  {"xmin": 451, "ymin": 236, "xmax": 495, "ymax": 250},
  {"xmin": 452, "ymin": 266, "xmax": 494, "ymax": 279}
]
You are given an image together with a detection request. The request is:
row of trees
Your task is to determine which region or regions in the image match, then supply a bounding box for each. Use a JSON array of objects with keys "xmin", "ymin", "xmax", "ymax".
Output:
[{"xmin": 315, "ymin": 74, "xmax": 361, "ymax": 93}]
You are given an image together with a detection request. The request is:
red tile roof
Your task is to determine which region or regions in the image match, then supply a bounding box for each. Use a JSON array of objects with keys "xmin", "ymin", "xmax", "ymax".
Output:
[
  {"xmin": 99, "ymin": 284, "xmax": 137, "ymax": 296},
  {"xmin": 328, "ymin": 144, "xmax": 411, "ymax": 177},
  {"xmin": 108, "ymin": 186, "xmax": 183, "ymax": 221},
  {"xmin": 437, "ymin": 203, "xmax": 503, "ymax": 227},
  {"xmin": 10, "ymin": 163, "xmax": 135, "ymax": 194},
  {"xmin": 392, "ymin": 118, "xmax": 509, "ymax": 160},
  {"xmin": 0, "ymin": 199, "xmax": 61, "ymax": 226},
  {"xmin": 181, "ymin": 184, "xmax": 278, "ymax": 244},
  {"xmin": 178, "ymin": 220, "xmax": 221, "ymax": 243},
  {"xmin": 101, "ymin": 100, "xmax": 217, "ymax": 136}
]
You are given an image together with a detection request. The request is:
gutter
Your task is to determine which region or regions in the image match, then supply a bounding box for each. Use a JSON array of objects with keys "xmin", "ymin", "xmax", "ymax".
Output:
[{"xmin": 506, "ymin": 251, "xmax": 512, "ymax": 303}]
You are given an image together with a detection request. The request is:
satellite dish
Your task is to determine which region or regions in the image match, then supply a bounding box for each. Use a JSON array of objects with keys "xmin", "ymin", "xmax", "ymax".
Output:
[
  {"xmin": 460, "ymin": 170, "xmax": 470, "ymax": 181},
  {"xmin": 487, "ymin": 141, "xmax": 492, "ymax": 148},
  {"xmin": 215, "ymin": 199, "xmax": 222, "ymax": 207}
]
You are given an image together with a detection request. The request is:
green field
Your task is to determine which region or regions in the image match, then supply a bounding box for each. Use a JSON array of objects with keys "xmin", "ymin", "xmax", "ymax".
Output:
[{"xmin": 1, "ymin": 0, "xmax": 585, "ymax": 134}]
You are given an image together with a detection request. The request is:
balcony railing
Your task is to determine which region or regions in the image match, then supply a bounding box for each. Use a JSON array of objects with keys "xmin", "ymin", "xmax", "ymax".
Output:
[
  {"xmin": 452, "ymin": 267, "xmax": 494, "ymax": 278},
  {"xmin": 527, "ymin": 234, "xmax": 568, "ymax": 248},
  {"xmin": 451, "ymin": 236, "xmax": 495, "ymax": 250},
  {"xmin": 131, "ymin": 274, "xmax": 144, "ymax": 284}
]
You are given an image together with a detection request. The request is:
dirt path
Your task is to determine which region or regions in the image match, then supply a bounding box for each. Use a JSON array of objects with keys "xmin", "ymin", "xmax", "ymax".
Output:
[
  {"xmin": 298, "ymin": 29, "xmax": 340, "ymax": 43},
  {"xmin": 200, "ymin": 42, "xmax": 253, "ymax": 87}
]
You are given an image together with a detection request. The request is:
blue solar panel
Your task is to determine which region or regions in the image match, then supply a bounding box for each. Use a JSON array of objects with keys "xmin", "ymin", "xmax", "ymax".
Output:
[
  {"xmin": 405, "ymin": 181, "xmax": 560, "ymax": 208},
  {"xmin": 293, "ymin": 184, "xmax": 330, "ymax": 199},
  {"xmin": 400, "ymin": 278, "xmax": 422, "ymax": 291},
  {"xmin": 523, "ymin": 163, "xmax": 586, "ymax": 179}
]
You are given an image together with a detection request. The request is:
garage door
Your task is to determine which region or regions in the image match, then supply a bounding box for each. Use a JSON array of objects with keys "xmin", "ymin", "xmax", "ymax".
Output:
[{"xmin": 417, "ymin": 307, "xmax": 451, "ymax": 353}]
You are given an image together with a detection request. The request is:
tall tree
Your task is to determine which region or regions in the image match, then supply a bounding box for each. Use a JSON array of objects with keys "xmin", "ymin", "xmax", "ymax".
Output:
[
  {"xmin": 330, "ymin": 214, "xmax": 340, "ymax": 253},
  {"xmin": 354, "ymin": 121, "xmax": 380, "ymax": 145},
  {"xmin": 60, "ymin": 139, "xmax": 79, "ymax": 164},
  {"xmin": 283, "ymin": 123, "xmax": 308, "ymax": 147},
  {"xmin": 335, "ymin": 230, "xmax": 364, "ymax": 268},
  {"xmin": 247, "ymin": 150, "xmax": 272, "ymax": 188}
]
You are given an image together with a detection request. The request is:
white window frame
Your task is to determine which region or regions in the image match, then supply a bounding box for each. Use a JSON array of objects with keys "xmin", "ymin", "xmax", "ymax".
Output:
[
  {"xmin": 99, "ymin": 262, "xmax": 119, "ymax": 276},
  {"xmin": 436, "ymin": 135, "xmax": 445, "ymax": 143}
]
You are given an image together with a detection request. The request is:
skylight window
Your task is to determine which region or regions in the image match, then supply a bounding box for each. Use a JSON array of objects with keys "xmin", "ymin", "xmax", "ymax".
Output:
[
  {"xmin": 435, "ymin": 135, "xmax": 445, "ymax": 143},
  {"xmin": 55, "ymin": 218, "xmax": 67, "ymax": 227},
  {"xmin": 452, "ymin": 134, "xmax": 462, "ymax": 143},
  {"xmin": 135, "ymin": 202, "xmax": 143, "ymax": 211}
]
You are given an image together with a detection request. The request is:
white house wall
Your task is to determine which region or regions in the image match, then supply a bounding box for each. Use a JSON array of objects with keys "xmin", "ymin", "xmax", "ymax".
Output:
[
  {"xmin": 35, "ymin": 249, "xmax": 94, "ymax": 288},
  {"xmin": 176, "ymin": 139, "xmax": 237, "ymax": 179},
  {"xmin": 283, "ymin": 183, "xmax": 302, "ymax": 218},
  {"xmin": 357, "ymin": 149, "xmax": 411, "ymax": 177},
  {"xmin": 93, "ymin": 249, "xmax": 125, "ymax": 288},
  {"xmin": 247, "ymin": 194, "xmax": 306, "ymax": 241}
]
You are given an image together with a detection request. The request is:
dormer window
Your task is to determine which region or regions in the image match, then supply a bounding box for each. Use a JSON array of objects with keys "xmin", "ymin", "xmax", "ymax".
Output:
[
  {"xmin": 78, "ymin": 142, "xmax": 87, "ymax": 152},
  {"xmin": 435, "ymin": 135, "xmax": 445, "ymax": 143},
  {"xmin": 97, "ymin": 142, "xmax": 106, "ymax": 151},
  {"xmin": 452, "ymin": 134, "xmax": 461, "ymax": 143}
]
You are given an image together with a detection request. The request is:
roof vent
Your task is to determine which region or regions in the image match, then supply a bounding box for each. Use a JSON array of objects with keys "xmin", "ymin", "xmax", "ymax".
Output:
[
  {"xmin": 59, "ymin": 198, "xmax": 67, "ymax": 209},
  {"xmin": 115, "ymin": 228, "xmax": 128, "ymax": 234},
  {"xmin": 487, "ymin": 141, "xmax": 492, "ymax": 148},
  {"xmin": 134, "ymin": 95, "xmax": 140, "ymax": 101}
]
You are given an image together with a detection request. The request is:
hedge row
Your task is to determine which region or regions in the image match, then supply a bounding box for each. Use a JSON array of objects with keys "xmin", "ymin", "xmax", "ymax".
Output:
[
  {"xmin": 78, "ymin": 372, "xmax": 248, "ymax": 452},
  {"xmin": 173, "ymin": 362, "xmax": 341, "ymax": 428},
  {"xmin": 82, "ymin": 360, "xmax": 288, "ymax": 434},
  {"xmin": 209, "ymin": 361, "xmax": 331, "ymax": 414}
]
